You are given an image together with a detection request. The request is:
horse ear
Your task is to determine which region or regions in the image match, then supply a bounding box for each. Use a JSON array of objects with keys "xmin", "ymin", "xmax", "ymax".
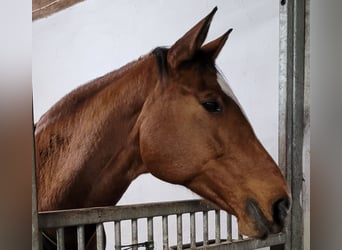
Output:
[
  {"xmin": 167, "ymin": 7, "xmax": 218, "ymax": 68},
  {"xmin": 201, "ymin": 29, "xmax": 233, "ymax": 61}
]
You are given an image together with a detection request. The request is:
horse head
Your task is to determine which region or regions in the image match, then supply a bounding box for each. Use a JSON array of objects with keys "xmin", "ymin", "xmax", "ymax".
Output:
[{"xmin": 138, "ymin": 7, "xmax": 290, "ymax": 239}]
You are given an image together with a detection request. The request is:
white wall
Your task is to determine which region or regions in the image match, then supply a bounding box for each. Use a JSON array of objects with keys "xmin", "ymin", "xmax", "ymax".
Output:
[{"xmin": 33, "ymin": 0, "xmax": 279, "ymax": 248}]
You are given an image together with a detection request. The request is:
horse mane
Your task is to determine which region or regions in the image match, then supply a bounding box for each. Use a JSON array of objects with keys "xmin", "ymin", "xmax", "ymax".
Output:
[
  {"xmin": 152, "ymin": 47, "xmax": 169, "ymax": 76},
  {"xmin": 35, "ymin": 52, "xmax": 159, "ymax": 133}
]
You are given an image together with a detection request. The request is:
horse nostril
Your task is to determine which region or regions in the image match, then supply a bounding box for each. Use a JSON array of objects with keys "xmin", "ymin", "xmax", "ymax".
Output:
[{"xmin": 272, "ymin": 197, "xmax": 290, "ymax": 226}]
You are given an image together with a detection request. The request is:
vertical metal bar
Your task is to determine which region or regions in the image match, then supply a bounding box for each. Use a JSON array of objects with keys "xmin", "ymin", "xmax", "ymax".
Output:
[
  {"xmin": 290, "ymin": 1, "xmax": 306, "ymax": 249},
  {"xmin": 162, "ymin": 216, "xmax": 169, "ymax": 250},
  {"xmin": 215, "ymin": 210, "xmax": 220, "ymax": 244},
  {"xmin": 279, "ymin": 0, "xmax": 293, "ymax": 180},
  {"xmin": 131, "ymin": 219, "xmax": 138, "ymax": 250},
  {"xmin": 237, "ymin": 219, "xmax": 243, "ymax": 240},
  {"xmin": 279, "ymin": 0, "xmax": 308, "ymax": 250},
  {"xmin": 56, "ymin": 228, "xmax": 65, "ymax": 250},
  {"xmin": 147, "ymin": 217, "xmax": 154, "ymax": 248},
  {"xmin": 226, "ymin": 214, "xmax": 232, "ymax": 242},
  {"xmin": 278, "ymin": 0, "xmax": 294, "ymax": 249},
  {"xmin": 176, "ymin": 214, "xmax": 183, "ymax": 250},
  {"xmin": 302, "ymin": 2, "xmax": 311, "ymax": 250},
  {"xmin": 190, "ymin": 212, "xmax": 196, "ymax": 248},
  {"xmin": 96, "ymin": 223, "xmax": 105, "ymax": 250},
  {"xmin": 77, "ymin": 226, "xmax": 85, "ymax": 250},
  {"xmin": 115, "ymin": 221, "xmax": 121, "ymax": 250},
  {"xmin": 203, "ymin": 211, "xmax": 208, "ymax": 246},
  {"xmin": 238, "ymin": 232, "xmax": 243, "ymax": 240}
]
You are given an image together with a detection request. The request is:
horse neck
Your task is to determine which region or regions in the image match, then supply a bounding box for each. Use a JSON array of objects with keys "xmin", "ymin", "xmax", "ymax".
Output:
[{"xmin": 36, "ymin": 54, "xmax": 159, "ymax": 210}]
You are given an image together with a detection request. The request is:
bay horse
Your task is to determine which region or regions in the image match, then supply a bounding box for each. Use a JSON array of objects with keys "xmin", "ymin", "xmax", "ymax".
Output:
[{"xmin": 35, "ymin": 7, "xmax": 290, "ymax": 250}]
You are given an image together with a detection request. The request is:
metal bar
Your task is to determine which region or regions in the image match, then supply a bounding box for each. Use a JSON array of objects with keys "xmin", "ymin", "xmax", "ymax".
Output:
[
  {"xmin": 237, "ymin": 214, "xmax": 243, "ymax": 240},
  {"xmin": 96, "ymin": 223, "xmax": 105, "ymax": 250},
  {"xmin": 279, "ymin": 0, "xmax": 308, "ymax": 249},
  {"xmin": 291, "ymin": 1, "xmax": 307, "ymax": 249},
  {"xmin": 162, "ymin": 216, "xmax": 169, "ymax": 250},
  {"xmin": 147, "ymin": 217, "xmax": 154, "ymax": 247},
  {"xmin": 190, "ymin": 212, "xmax": 196, "ymax": 248},
  {"xmin": 39, "ymin": 199, "xmax": 216, "ymax": 229},
  {"xmin": 290, "ymin": 2, "xmax": 306, "ymax": 249},
  {"xmin": 177, "ymin": 214, "xmax": 183, "ymax": 250},
  {"xmin": 77, "ymin": 226, "xmax": 85, "ymax": 250},
  {"xmin": 279, "ymin": 0, "xmax": 293, "ymax": 179},
  {"xmin": 279, "ymin": 1, "xmax": 294, "ymax": 249},
  {"xmin": 226, "ymin": 214, "xmax": 232, "ymax": 242},
  {"xmin": 215, "ymin": 210, "xmax": 220, "ymax": 244},
  {"xmin": 131, "ymin": 219, "xmax": 138, "ymax": 250},
  {"xmin": 114, "ymin": 221, "xmax": 121, "ymax": 250},
  {"xmin": 203, "ymin": 211, "xmax": 208, "ymax": 246},
  {"xmin": 183, "ymin": 233, "xmax": 286, "ymax": 250},
  {"xmin": 302, "ymin": 2, "xmax": 311, "ymax": 250},
  {"xmin": 56, "ymin": 228, "xmax": 65, "ymax": 250}
]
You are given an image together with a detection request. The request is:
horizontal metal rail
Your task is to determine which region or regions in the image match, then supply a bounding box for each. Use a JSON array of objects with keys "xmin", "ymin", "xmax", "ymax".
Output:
[
  {"xmin": 39, "ymin": 199, "xmax": 216, "ymax": 229},
  {"xmin": 171, "ymin": 234, "xmax": 286, "ymax": 250}
]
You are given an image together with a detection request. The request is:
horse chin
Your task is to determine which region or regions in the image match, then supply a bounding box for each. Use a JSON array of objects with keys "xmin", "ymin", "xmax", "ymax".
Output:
[
  {"xmin": 237, "ymin": 215, "xmax": 272, "ymax": 240},
  {"xmin": 238, "ymin": 218, "xmax": 270, "ymax": 240}
]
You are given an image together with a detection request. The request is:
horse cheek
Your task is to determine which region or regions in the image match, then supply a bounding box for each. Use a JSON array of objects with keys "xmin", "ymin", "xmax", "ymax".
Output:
[
  {"xmin": 138, "ymin": 117, "xmax": 173, "ymax": 181},
  {"xmin": 139, "ymin": 115, "xmax": 192, "ymax": 184}
]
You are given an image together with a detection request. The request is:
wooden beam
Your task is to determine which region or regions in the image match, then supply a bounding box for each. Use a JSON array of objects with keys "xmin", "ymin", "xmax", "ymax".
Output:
[{"xmin": 32, "ymin": 0, "xmax": 85, "ymax": 21}]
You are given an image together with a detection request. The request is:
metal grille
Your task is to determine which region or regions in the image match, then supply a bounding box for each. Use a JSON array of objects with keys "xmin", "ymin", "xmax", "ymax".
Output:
[{"xmin": 38, "ymin": 199, "xmax": 285, "ymax": 250}]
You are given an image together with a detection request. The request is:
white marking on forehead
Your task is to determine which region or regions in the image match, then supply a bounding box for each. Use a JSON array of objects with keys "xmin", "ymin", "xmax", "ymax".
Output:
[
  {"xmin": 216, "ymin": 70, "xmax": 239, "ymax": 105},
  {"xmin": 216, "ymin": 68, "xmax": 249, "ymax": 122}
]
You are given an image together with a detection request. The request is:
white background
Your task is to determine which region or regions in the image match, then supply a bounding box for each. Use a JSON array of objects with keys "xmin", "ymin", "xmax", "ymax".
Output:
[{"xmin": 33, "ymin": 1, "xmax": 279, "ymax": 249}]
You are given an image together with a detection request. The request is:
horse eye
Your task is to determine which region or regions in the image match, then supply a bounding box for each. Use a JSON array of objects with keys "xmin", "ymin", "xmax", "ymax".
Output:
[{"xmin": 202, "ymin": 101, "xmax": 222, "ymax": 113}]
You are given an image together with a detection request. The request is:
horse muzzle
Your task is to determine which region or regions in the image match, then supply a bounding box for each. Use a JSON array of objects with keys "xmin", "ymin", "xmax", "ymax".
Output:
[{"xmin": 245, "ymin": 197, "xmax": 290, "ymax": 239}]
